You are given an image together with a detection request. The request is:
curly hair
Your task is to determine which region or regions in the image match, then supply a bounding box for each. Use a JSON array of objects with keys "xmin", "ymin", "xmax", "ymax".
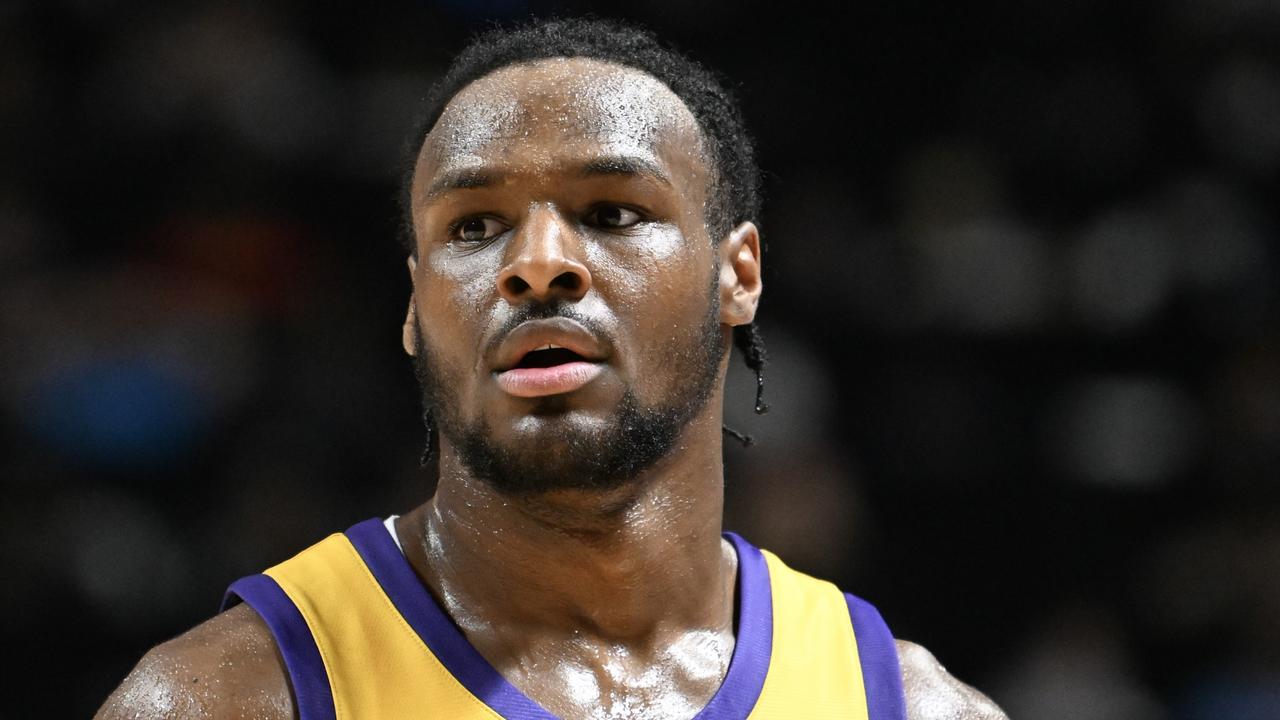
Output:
[{"xmin": 397, "ymin": 16, "xmax": 761, "ymax": 253}]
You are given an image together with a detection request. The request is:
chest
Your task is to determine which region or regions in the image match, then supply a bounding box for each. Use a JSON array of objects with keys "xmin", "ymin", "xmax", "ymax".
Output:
[
  {"xmin": 225, "ymin": 521, "xmax": 905, "ymax": 719},
  {"xmin": 491, "ymin": 632, "xmax": 734, "ymax": 720}
]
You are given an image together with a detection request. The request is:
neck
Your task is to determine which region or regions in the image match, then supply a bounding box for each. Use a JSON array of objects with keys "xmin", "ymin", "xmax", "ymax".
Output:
[{"xmin": 406, "ymin": 408, "xmax": 733, "ymax": 645}]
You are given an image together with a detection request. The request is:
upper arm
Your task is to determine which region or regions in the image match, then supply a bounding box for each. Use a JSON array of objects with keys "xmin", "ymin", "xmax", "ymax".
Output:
[
  {"xmin": 897, "ymin": 640, "xmax": 1007, "ymax": 720},
  {"xmin": 95, "ymin": 603, "xmax": 296, "ymax": 720}
]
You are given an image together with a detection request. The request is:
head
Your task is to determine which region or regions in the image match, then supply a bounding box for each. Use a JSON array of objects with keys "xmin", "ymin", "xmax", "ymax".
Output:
[{"xmin": 400, "ymin": 18, "xmax": 765, "ymax": 496}]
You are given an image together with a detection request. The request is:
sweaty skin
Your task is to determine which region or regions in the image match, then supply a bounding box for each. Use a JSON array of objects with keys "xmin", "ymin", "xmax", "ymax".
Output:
[{"xmin": 97, "ymin": 59, "xmax": 1007, "ymax": 720}]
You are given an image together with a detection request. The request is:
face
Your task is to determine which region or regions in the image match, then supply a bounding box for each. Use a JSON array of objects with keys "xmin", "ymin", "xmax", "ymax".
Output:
[{"xmin": 404, "ymin": 58, "xmax": 760, "ymax": 494}]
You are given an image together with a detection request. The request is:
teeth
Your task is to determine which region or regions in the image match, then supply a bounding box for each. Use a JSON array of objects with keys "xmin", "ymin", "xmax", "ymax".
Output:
[{"xmin": 544, "ymin": 343, "xmax": 562, "ymax": 350}]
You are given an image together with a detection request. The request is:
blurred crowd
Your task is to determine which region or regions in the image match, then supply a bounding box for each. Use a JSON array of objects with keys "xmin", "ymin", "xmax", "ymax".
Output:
[{"xmin": 2, "ymin": 0, "xmax": 1278, "ymax": 716}]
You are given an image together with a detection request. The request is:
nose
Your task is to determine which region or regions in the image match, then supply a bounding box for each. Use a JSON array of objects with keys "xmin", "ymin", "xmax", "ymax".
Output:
[{"xmin": 497, "ymin": 207, "xmax": 592, "ymax": 305}]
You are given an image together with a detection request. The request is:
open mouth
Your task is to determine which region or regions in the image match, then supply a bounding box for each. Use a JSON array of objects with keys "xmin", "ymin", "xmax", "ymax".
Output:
[
  {"xmin": 499, "ymin": 344, "xmax": 603, "ymax": 398},
  {"xmin": 514, "ymin": 345, "xmax": 589, "ymax": 369}
]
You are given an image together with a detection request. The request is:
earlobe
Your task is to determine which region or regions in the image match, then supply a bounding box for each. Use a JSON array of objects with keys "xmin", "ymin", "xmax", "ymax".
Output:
[
  {"xmin": 402, "ymin": 256, "xmax": 418, "ymax": 356},
  {"xmin": 719, "ymin": 221, "xmax": 763, "ymax": 326},
  {"xmin": 402, "ymin": 302, "xmax": 417, "ymax": 356}
]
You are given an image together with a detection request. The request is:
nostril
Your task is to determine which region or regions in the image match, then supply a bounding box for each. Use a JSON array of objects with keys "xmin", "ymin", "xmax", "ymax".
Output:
[
  {"xmin": 505, "ymin": 276, "xmax": 530, "ymax": 295},
  {"xmin": 500, "ymin": 268, "xmax": 587, "ymax": 300},
  {"xmin": 551, "ymin": 272, "xmax": 582, "ymax": 292}
]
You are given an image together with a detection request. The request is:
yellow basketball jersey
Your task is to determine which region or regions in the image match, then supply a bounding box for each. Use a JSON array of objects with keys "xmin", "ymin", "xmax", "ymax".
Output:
[{"xmin": 224, "ymin": 518, "xmax": 906, "ymax": 719}]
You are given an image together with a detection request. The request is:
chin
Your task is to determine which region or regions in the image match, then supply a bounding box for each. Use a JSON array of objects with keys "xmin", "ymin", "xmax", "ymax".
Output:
[{"xmin": 452, "ymin": 391, "xmax": 690, "ymax": 496}]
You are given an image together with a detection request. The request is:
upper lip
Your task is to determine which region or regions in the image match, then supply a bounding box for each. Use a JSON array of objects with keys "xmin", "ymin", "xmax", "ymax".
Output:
[{"xmin": 492, "ymin": 317, "xmax": 608, "ymax": 372}]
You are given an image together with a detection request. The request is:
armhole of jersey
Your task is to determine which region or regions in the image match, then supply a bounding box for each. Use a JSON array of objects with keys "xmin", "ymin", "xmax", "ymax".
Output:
[
  {"xmin": 845, "ymin": 594, "xmax": 908, "ymax": 720},
  {"xmin": 223, "ymin": 574, "xmax": 337, "ymax": 720}
]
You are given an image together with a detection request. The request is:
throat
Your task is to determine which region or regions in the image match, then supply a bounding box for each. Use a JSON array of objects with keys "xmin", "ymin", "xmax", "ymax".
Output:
[{"xmin": 408, "ymin": 484, "xmax": 737, "ymax": 643}]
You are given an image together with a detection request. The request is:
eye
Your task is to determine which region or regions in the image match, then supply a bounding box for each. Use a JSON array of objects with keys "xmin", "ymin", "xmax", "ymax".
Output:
[
  {"xmin": 587, "ymin": 205, "xmax": 643, "ymax": 230},
  {"xmin": 452, "ymin": 217, "xmax": 507, "ymax": 244}
]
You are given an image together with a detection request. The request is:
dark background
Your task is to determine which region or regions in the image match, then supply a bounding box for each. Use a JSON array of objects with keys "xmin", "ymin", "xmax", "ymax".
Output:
[{"xmin": 4, "ymin": 1, "xmax": 1279, "ymax": 717}]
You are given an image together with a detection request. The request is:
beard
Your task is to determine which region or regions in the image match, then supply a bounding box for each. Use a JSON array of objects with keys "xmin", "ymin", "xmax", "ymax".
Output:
[{"xmin": 411, "ymin": 291, "xmax": 724, "ymax": 496}]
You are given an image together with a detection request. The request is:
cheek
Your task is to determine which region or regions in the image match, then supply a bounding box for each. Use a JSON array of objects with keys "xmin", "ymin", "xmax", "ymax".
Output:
[
  {"xmin": 588, "ymin": 226, "xmax": 715, "ymax": 385},
  {"xmin": 584, "ymin": 224, "xmax": 687, "ymax": 303},
  {"xmin": 426, "ymin": 243, "xmax": 500, "ymax": 307},
  {"xmin": 418, "ymin": 245, "xmax": 503, "ymax": 374}
]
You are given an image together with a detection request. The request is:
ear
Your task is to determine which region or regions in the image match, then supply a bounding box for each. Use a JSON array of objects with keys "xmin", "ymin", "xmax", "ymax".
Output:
[
  {"xmin": 718, "ymin": 221, "xmax": 762, "ymax": 326},
  {"xmin": 402, "ymin": 255, "xmax": 418, "ymax": 356}
]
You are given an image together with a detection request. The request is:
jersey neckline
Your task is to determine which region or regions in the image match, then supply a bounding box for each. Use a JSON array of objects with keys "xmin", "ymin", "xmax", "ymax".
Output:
[{"xmin": 343, "ymin": 517, "xmax": 773, "ymax": 720}]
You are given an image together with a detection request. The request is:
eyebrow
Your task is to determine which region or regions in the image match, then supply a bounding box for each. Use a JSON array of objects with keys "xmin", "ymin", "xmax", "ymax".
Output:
[
  {"xmin": 578, "ymin": 155, "xmax": 672, "ymax": 186},
  {"xmin": 425, "ymin": 167, "xmax": 499, "ymax": 199},
  {"xmin": 423, "ymin": 154, "xmax": 672, "ymax": 200}
]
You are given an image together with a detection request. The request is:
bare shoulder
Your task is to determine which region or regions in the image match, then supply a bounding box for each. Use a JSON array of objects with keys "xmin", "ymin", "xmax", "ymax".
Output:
[
  {"xmin": 897, "ymin": 640, "xmax": 1008, "ymax": 720},
  {"xmin": 95, "ymin": 603, "xmax": 295, "ymax": 720}
]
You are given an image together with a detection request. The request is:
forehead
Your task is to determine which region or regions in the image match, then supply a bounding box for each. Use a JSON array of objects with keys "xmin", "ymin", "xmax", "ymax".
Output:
[{"xmin": 417, "ymin": 58, "xmax": 707, "ymax": 184}]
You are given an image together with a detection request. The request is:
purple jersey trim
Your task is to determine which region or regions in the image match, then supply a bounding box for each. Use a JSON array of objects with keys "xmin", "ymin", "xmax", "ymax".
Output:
[
  {"xmin": 693, "ymin": 531, "xmax": 773, "ymax": 719},
  {"xmin": 344, "ymin": 518, "xmax": 556, "ymax": 720},
  {"xmin": 223, "ymin": 574, "xmax": 336, "ymax": 720},
  {"xmin": 344, "ymin": 518, "xmax": 774, "ymax": 720},
  {"xmin": 845, "ymin": 593, "xmax": 907, "ymax": 720}
]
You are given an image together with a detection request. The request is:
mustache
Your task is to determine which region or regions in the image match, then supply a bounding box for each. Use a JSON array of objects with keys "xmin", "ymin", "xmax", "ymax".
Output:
[{"xmin": 483, "ymin": 301, "xmax": 611, "ymax": 358}]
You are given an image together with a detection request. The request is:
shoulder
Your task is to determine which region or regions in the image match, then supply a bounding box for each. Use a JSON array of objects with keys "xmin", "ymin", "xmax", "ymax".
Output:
[
  {"xmin": 95, "ymin": 603, "xmax": 295, "ymax": 720},
  {"xmin": 896, "ymin": 639, "xmax": 1008, "ymax": 720}
]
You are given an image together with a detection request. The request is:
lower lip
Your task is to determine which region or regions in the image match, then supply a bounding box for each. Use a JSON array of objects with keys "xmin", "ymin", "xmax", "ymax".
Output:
[{"xmin": 496, "ymin": 361, "xmax": 604, "ymax": 398}]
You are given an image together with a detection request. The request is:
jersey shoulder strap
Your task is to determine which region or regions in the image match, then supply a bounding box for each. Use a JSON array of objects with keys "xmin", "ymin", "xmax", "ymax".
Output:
[
  {"xmin": 222, "ymin": 520, "xmax": 507, "ymax": 720},
  {"xmin": 742, "ymin": 541, "xmax": 907, "ymax": 720}
]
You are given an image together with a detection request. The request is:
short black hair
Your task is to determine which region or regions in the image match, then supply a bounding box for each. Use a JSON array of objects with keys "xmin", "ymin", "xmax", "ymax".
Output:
[{"xmin": 396, "ymin": 16, "xmax": 761, "ymax": 252}]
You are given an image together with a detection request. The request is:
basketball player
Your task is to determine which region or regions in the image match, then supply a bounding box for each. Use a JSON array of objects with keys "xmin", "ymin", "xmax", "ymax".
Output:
[{"xmin": 98, "ymin": 18, "xmax": 1006, "ymax": 720}]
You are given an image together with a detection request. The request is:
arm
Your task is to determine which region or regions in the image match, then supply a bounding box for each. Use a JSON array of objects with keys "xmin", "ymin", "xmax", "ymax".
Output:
[
  {"xmin": 897, "ymin": 640, "xmax": 1008, "ymax": 720},
  {"xmin": 95, "ymin": 603, "xmax": 296, "ymax": 720}
]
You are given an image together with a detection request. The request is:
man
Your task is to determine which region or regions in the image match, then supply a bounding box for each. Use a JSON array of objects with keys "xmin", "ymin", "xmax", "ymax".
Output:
[{"xmin": 98, "ymin": 18, "xmax": 1006, "ymax": 720}]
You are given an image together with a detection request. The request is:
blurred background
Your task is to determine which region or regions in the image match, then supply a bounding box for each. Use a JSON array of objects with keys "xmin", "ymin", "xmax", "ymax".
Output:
[{"xmin": 3, "ymin": 0, "xmax": 1279, "ymax": 716}]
